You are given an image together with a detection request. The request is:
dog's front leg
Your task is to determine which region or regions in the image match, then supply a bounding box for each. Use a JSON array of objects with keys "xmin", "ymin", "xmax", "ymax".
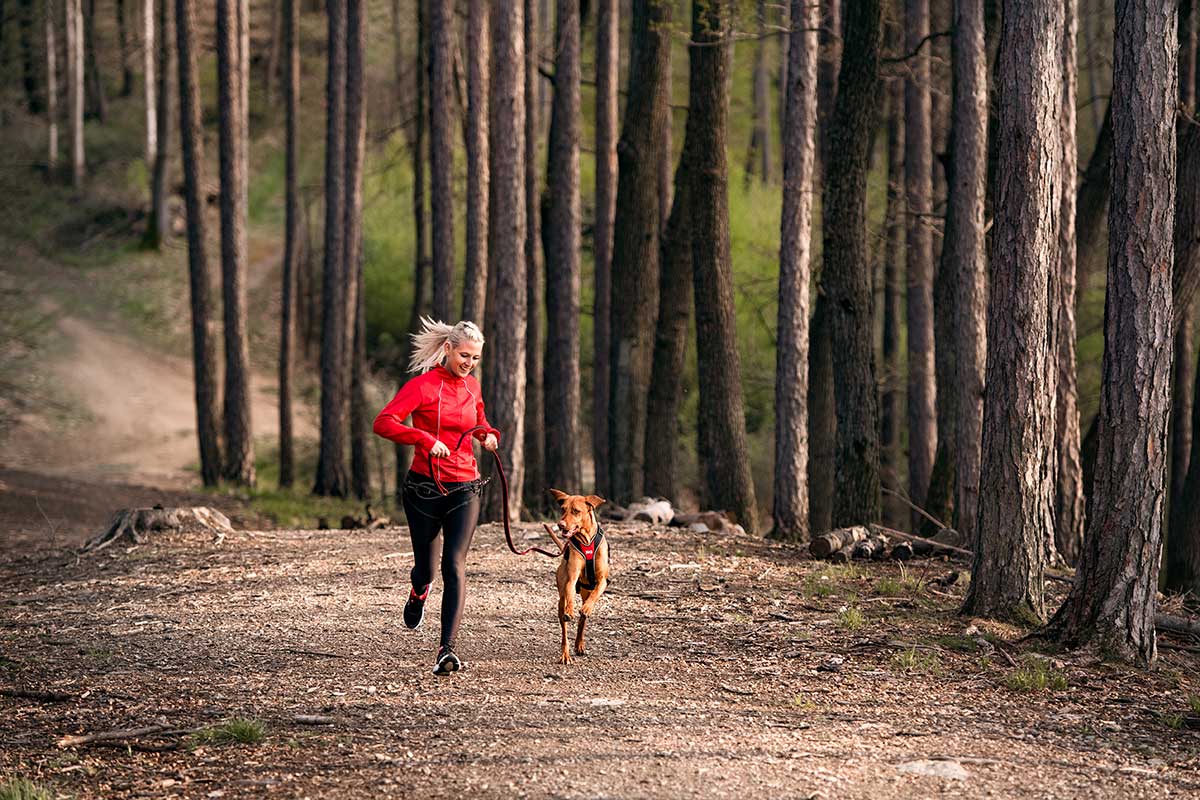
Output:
[{"xmin": 580, "ymin": 576, "xmax": 607, "ymax": 618}]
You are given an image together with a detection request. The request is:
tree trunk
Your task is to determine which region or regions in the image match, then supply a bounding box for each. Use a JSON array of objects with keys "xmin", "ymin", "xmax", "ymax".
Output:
[
  {"xmin": 175, "ymin": 0, "xmax": 221, "ymax": 486},
  {"xmin": 945, "ymin": 0, "xmax": 987, "ymax": 549},
  {"xmin": 807, "ymin": 293, "xmax": 835, "ymax": 534},
  {"xmin": 117, "ymin": 0, "xmax": 133, "ymax": 96},
  {"xmin": 462, "ymin": 0, "xmax": 489, "ymax": 323},
  {"xmin": 265, "ymin": 0, "xmax": 281, "ymax": 101},
  {"xmin": 1081, "ymin": 0, "xmax": 1102, "ymax": 135},
  {"xmin": 145, "ymin": 0, "xmax": 172, "ymax": 249},
  {"xmin": 816, "ymin": 0, "xmax": 841, "ymax": 176},
  {"xmin": 745, "ymin": 0, "xmax": 772, "ymax": 184},
  {"xmin": 144, "ymin": 0, "xmax": 155, "ymax": 166},
  {"xmin": 1047, "ymin": 0, "xmax": 1176, "ymax": 665},
  {"xmin": 688, "ymin": 0, "xmax": 757, "ymax": 533},
  {"xmin": 542, "ymin": 0, "xmax": 582, "ymax": 497},
  {"xmin": 46, "ymin": 2, "xmax": 58, "ymax": 171},
  {"xmin": 879, "ymin": 44, "xmax": 904, "ymax": 529},
  {"xmin": 344, "ymin": 0, "xmax": 367, "ymax": 498},
  {"xmin": 606, "ymin": 0, "xmax": 671, "ymax": 504},
  {"xmin": 278, "ymin": 0, "xmax": 298, "ymax": 489},
  {"xmin": 644, "ymin": 154, "xmax": 692, "ymax": 505},
  {"xmin": 904, "ymin": 0, "xmax": 936, "ymax": 519},
  {"xmin": 522, "ymin": 0, "xmax": 545, "ymax": 517},
  {"xmin": 1167, "ymin": 338, "xmax": 1200, "ymax": 598},
  {"xmin": 83, "ymin": 0, "xmax": 107, "ymax": 121},
  {"xmin": 216, "ymin": 0, "xmax": 254, "ymax": 487},
  {"xmin": 1181, "ymin": 0, "xmax": 1196, "ymax": 116},
  {"xmin": 1054, "ymin": 0, "xmax": 1084, "ymax": 565},
  {"xmin": 481, "ymin": 0, "xmax": 528, "ymax": 523},
  {"xmin": 429, "ymin": 0, "xmax": 455, "ymax": 319},
  {"xmin": 314, "ymin": 0, "xmax": 349, "ymax": 496},
  {"xmin": 1170, "ymin": 306, "xmax": 1195, "ymax": 532},
  {"xmin": 960, "ymin": 0, "xmax": 1062, "ymax": 623},
  {"xmin": 68, "ymin": 0, "xmax": 84, "ymax": 185},
  {"xmin": 592, "ymin": 0, "xmax": 618, "ymax": 496},
  {"xmin": 19, "ymin": 0, "xmax": 43, "ymax": 113},
  {"xmin": 821, "ymin": 0, "xmax": 882, "ymax": 527},
  {"xmin": 771, "ymin": 0, "xmax": 819, "ymax": 542}
]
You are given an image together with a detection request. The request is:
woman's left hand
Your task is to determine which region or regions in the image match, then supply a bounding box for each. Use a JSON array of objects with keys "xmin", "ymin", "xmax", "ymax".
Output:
[{"xmin": 481, "ymin": 434, "xmax": 499, "ymax": 452}]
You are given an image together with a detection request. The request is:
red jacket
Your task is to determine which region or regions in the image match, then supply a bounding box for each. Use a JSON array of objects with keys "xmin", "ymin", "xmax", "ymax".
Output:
[{"xmin": 372, "ymin": 365, "xmax": 500, "ymax": 482}]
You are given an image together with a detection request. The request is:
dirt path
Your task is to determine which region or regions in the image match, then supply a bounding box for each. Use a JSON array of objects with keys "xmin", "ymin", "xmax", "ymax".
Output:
[{"xmin": 2, "ymin": 518, "xmax": 1197, "ymax": 799}]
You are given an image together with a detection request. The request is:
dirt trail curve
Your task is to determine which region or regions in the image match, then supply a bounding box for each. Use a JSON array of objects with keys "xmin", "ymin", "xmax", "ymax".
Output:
[{"xmin": 1, "ymin": 520, "xmax": 1197, "ymax": 798}]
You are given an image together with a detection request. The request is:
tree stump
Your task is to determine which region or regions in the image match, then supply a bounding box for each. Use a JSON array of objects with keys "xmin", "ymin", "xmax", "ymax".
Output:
[{"xmin": 82, "ymin": 507, "xmax": 234, "ymax": 553}]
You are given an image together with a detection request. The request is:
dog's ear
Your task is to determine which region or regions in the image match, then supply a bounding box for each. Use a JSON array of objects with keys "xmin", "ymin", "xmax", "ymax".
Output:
[
  {"xmin": 584, "ymin": 495, "xmax": 606, "ymax": 510},
  {"xmin": 549, "ymin": 488, "xmax": 570, "ymax": 506}
]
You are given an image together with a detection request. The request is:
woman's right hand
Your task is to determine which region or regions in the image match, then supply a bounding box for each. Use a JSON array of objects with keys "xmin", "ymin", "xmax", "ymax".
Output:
[{"xmin": 430, "ymin": 440, "xmax": 451, "ymax": 458}]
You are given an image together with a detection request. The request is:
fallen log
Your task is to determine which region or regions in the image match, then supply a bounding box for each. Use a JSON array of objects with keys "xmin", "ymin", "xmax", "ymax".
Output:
[
  {"xmin": 631, "ymin": 500, "xmax": 675, "ymax": 525},
  {"xmin": 0, "ymin": 687, "xmax": 75, "ymax": 702},
  {"xmin": 82, "ymin": 507, "xmax": 234, "ymax": 553},
  {"xmin": 889, "ymin": 542, "xmax": 914, "ymax": 561},
  {"xmin": 1156, "ymin": 613, "xmax": 1200, "ymax": 637},
  {"xmin": 853, "ymin": 534, "xmax": 890, "ymax": 561},
  {"xmin": 809, "ymin": 526, "xmax": 870, "ymax": 559},
  {"xmin": 58, "ymin": 723, "xmax": 171, "ymax": 748},
  {"xmin": 829, "ymin": 542, "xmax": 857, "ymax": 564},
  {"xmin": 870, "ymin": 524, "xmax": 971, "ymax": 559}
]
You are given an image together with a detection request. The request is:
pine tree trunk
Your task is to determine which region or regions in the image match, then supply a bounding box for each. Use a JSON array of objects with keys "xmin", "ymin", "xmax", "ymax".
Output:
[
  {"xmin": 816, "ymin": 0, "xmax": 840, "ymax": 176},
  {"xmin": 265, "ymin": 0, "xmax": 281, "ymax": 101},
  {"xmin": 522, "ymin": 0, "xmax": 544, "ymax": 517},
  {"xmin": 143, "ymin": 0, "xmax": 155, "ymax": 166},
  {"xmin": 946, "ymin": 0, "xmax": 987, "ymax": 549},
  {"xmin": 821, "ymin": 0, "xmax": 882, "ymax": 527},
  {"xmin": 176, "ymin": 0, "xmax": 221, "ymax": 486},
  {"xmin": 607, "ymin": 0, "xmax": 671, "ymax": 504},
  {"xmin": 350, "ymin": 251, "xmax": 370, "ymax": 500},
  {"xmin": 807, "ymin": 293, "xmax": 835, "ymax": 534},
  {"xmin": 314, "ymin": 0, "xmax": 349, "ymax": 496},
  {"xmin": 904, "ymin": 0, "xmax": 936, "ymax": 518},
  {"xmin": 462, "ymin": 0, "xmax": 489, "ymax": 323},
  {"xmin": 1047, "ymin": 0, "xmax": 1176, "ymax": 665},
  {"xmin": 83, "ymin": 0, "xmax": 107, "ymax": 121},
  {"xmin": 1170, "ymin": 307, "xmax": 1195, "ymax": 532},
  {"xmin": 879, "ymin": 48, "xmax": 904, "ymax": 529},
  {"xmin": 117, "ymin": 0, "xmax": 133, "ymax": 96},
  {"xmin": 688, "ymin": 0, "xmax": 757, "ymax": 533},
  {"xmin": 1167, "ymin": 341, "xmax": 1200, "ymax": 598},
  {"xmin": 542, "ymin": 0, "xmax": 582, "ymax": 496},
  {"xmin": 961, "ymin": 0, "xmax": 1063, "ymax": 622},
  {"xmin": 46, "ymin": 3, "xmax": 58, "ymax": 171},
  {"xmin": 1180, "ymin": 0, "xmax": 1196, "ymax": 115},
  {"xmin": 745, "ymin": 0, "xmax": 772, "ymax": 184},
  {"xmin": 68, "ymin": 0, "xmax": 85, "ymax": 185},
  {"xmin": 343, "ymin": 0, "xmax": 367, "ymax": 456},
  {"xmin": 644, "ymin": 158, "xmax": 692, "ymax": 505},
  {"xmin": 481, "ymin": 0, "xmax": 528, "ymax": 523},
  {"xmin": 771, "ymin": 0, "xmax": 819, "ymax": 541},
  {"xmin": 592, "ymin": 0, "xmax": 618, "ymax": 496},
  {"xmin": 146, "ymin": 0, "xmax": 172, "ymax": 249},
  {"xmin": 1054, "ymin": 0, "xmax": 1084, "ymax": 565},
  {"xmin": 278, "ymin": 0, "xmax": 298, "ymax": 488},
  {"xmin": 429, "ymin": 0, "xmax": 455, "ymax": 319},
  {"xmin": 19, "ymin": 0, "xmax": 42, "ymax": 113},
  {"xmin": 216, "ymin": 0, "xmax": 254, "ymax": 487},
  {"xmin": 1075, "ymin": 101, "xmax": 1111, "ymax": 308}
]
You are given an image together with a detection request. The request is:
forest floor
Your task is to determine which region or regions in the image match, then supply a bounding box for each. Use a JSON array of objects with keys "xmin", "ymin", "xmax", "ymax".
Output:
[{"xmin": 2, "ymin": 506, "xmax": 1199, "ymax": 799}]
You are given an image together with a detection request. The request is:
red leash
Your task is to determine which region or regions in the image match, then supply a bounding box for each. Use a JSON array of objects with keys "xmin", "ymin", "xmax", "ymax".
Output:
[{"xmin": 426, "ymin": 425, "xmax": 565, "ymax": 559}]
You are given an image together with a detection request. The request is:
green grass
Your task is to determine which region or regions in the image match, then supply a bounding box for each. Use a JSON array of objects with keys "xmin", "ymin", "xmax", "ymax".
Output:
[
  {"xmin": 891, "ymin": 647, "xmax": 941, "ymax": 674},
  {"xmin": 934, "ymin": 635, "xmax": 980, "ymax": 653},
  {"xmin": 837, "ymin": 606, "xmax": 865, "ymax": 631},
  {"xmin": 1190, "ymin": 695, "xmax": 1200, "ymax": 714},
  {"xmin": 1005, "ymin": 658, "xmax": 1069, "ymax": 693},
  {"xmin": 1160, "ymin": 713, "xmax": 1185, "ymax": 730},
  {"xmin": 0, "ymin": 778, "xmax": 54, "ymax": 800},
  {"xmin": 191, "ymin": 718, "xmax": 267, "ymax": 746}
]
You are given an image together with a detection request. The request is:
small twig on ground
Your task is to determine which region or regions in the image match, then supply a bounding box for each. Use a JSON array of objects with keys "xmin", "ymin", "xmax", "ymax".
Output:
[
  {"xmin": 58, "ymin": 723, "xmax": 170, "ymax": 748},
  {"xmin": 0, "ymin": 687, "xmax": 76, "ymax": 702},
  {"xmin": 719, "ymin": 684, "xmax": 754, "ymax": 697}
]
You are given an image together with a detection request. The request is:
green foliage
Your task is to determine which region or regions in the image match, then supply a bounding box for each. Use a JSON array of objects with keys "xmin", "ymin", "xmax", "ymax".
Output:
[
  {"xmin": 1160, "ymin": 713, "xmax": 1185, "ymax": 730},
  {"xmin": 1005, "ymin": 658, "xmax": 1068, "ymax": 693},
  {"xmin": 934, "ymin": 635, "xmax": 980, "ymax": 653},
  {"xmin": 837, "ymin": 606, "xmax": 864, "ymax": 631},
  {"xmin": 0, "ymin": 779, "xmax": 53, "ymax": 800},
  {"xmin": 1189, "ymin": 695, "xmax": 1200, "ymax": 714},
  {"xmin": 192, "ymin": 718, "xmax": 267, "ymax": 746}
]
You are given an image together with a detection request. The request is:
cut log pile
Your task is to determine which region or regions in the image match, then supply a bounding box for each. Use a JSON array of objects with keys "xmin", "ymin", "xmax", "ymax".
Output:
[
  {"xmin": 808, "ymin": 524, "xmax": 965, "ymax": 563},
  {"xmin": 600, "ymin": 498, "xmax": 745, "ymax": 534}
]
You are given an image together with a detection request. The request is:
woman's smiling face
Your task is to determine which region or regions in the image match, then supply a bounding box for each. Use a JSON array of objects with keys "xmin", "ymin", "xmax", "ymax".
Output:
[{"xmin": 444, "ymin": 339, "xmax": 483, "ymax": 377}]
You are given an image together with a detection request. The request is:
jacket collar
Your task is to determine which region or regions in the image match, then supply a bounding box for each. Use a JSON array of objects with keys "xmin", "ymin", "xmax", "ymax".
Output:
[{"xmin": 434, "ymin": 364, "xmax": 465, "ymax": 382}]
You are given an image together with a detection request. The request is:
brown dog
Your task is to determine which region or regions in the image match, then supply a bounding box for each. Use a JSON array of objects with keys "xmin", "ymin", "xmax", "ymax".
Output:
[{"xmin": 548, "ymin": 489, "xmax": 609, "ymax": 665}]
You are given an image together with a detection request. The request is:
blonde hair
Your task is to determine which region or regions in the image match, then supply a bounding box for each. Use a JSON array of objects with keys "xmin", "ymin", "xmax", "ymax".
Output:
[{"xmin": 407, "ymin": 316, "xmax": 485, "ymax": 373}]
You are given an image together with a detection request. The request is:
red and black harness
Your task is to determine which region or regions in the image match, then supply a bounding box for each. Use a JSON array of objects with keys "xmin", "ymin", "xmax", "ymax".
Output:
[{"xmin": 565, "ymin": 526, "xmax": 606, "ymax": 591}]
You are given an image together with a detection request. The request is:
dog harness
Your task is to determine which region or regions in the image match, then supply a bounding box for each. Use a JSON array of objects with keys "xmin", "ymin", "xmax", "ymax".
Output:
[{"xmin": 565, "ymin": 526, "xmax": 606, "ymax": 591}]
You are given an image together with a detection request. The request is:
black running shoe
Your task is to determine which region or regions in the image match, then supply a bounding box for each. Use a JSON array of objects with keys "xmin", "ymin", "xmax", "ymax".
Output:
[
  {"xmin": 433, "ymin": 644, "xmax": 462, "ymax": 676},
  {"xmin": 403, "ymin": 584, "xmax": 431, "ymax": 630}
]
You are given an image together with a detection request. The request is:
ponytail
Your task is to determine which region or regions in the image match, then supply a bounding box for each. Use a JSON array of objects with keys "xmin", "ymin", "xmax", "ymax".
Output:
[{"xmin": 407, "ymin": 316, "xmax": 485, "ymax": 373}]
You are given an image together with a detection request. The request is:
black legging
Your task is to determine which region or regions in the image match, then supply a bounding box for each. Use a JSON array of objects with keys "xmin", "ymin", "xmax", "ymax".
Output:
[{"xmin": 401, "ymin": 471, "xmax": 483, "ymax": 648}]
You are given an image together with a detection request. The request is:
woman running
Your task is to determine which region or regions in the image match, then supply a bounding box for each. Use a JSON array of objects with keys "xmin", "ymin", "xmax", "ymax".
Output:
[{"xmin": 373, "ymin": 317, "xmax": 500, "ymax": 675}]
